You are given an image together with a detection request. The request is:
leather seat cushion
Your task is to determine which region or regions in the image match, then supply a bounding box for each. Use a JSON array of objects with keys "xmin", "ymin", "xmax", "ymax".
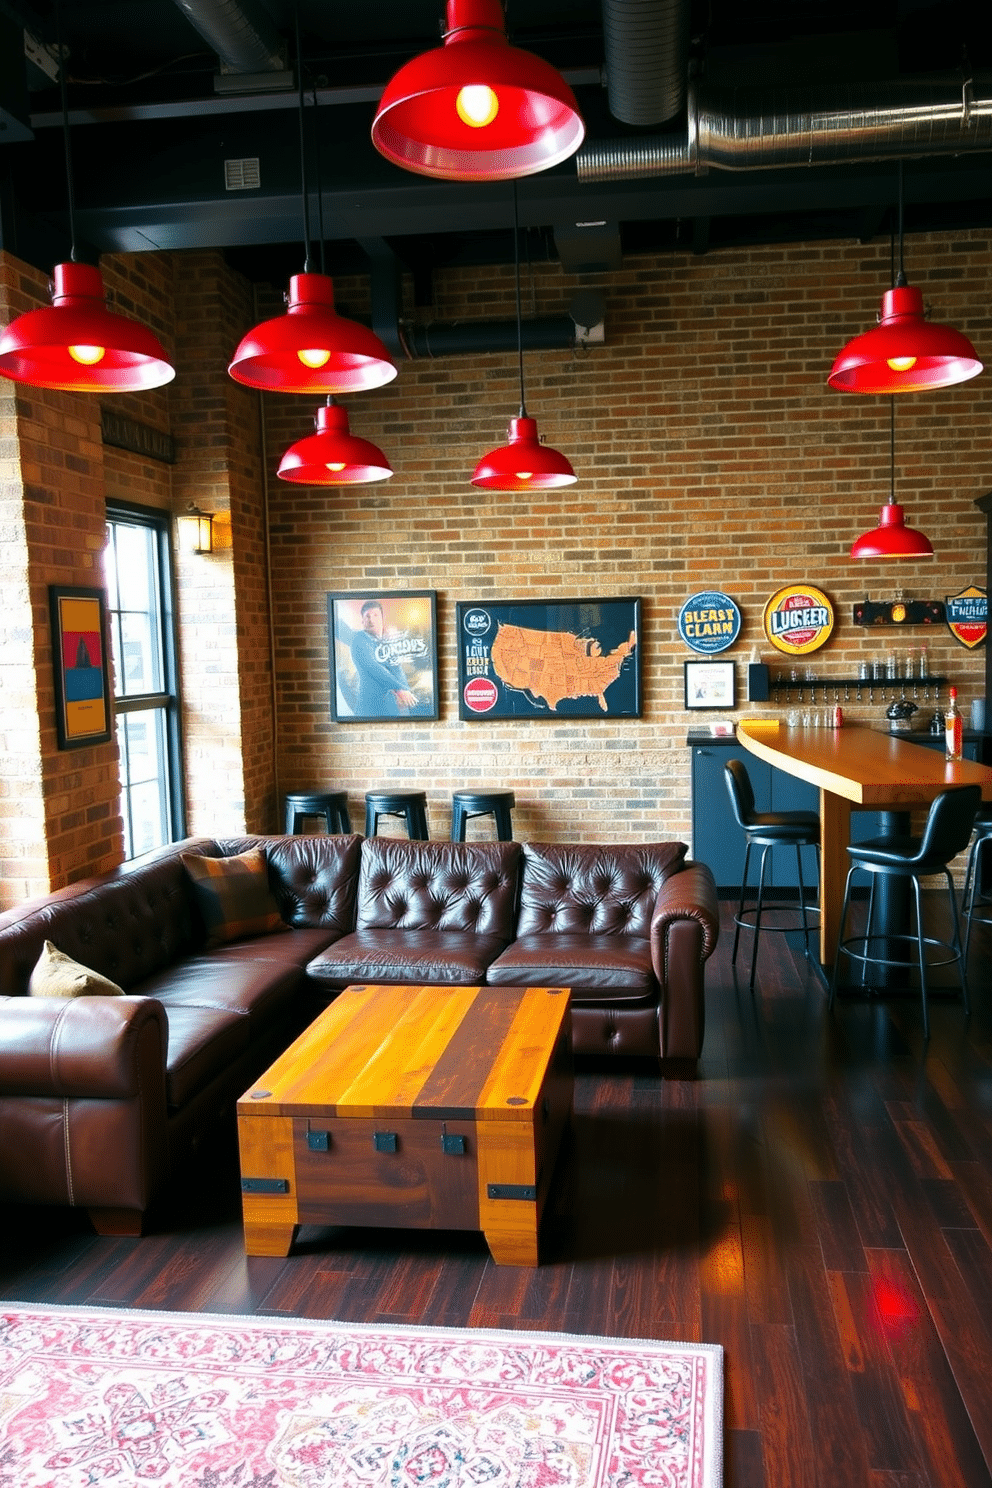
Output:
[
  {"xmin": 138, "ymin": 957, "xmax": 304, "ymax": 1038},
  {"xmin": 487, "ymin": 933, "xmax": 656, "ymax": 1001},
  {"xmin": 161, "ymin": 1005, "xmax": 249, "ymax": 1111},
  {"xmin": 307, "ymin": 928, "xmax": 509, "ymax": 987}
]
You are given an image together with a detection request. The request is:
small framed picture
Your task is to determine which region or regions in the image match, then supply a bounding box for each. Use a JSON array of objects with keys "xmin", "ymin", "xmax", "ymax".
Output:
[
  {"xmin": 49, "ymin": 586, "xmax": 113, "ymax": 749},
  {"xmin": 684, "ymin": 659, "xmax": 736, "ymax": 711},
  {"xmin": 327, "ymin": 590, "xmax": 439, "ymax": 722}
]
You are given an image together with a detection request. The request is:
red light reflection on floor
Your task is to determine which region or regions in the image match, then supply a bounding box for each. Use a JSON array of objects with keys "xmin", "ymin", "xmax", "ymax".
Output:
[{"xmin": 870, "ymin": 1274, "xmax": 921, "ymax": 1342}]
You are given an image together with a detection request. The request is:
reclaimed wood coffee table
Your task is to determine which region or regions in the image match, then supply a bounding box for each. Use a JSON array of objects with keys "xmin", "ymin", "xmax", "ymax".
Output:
[{"xmin": 237, "ymin": 982, "xmax": 573, "ymax": 1266}]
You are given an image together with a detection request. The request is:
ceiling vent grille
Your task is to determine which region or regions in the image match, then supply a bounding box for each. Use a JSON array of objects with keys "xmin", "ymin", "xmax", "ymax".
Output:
[{"xmin": 224, "ymin": 157, "xmax": 260, "ymax": 191}]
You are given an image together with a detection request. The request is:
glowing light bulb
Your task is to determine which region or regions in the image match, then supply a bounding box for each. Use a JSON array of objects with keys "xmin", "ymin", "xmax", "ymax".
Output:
[
  {"xmin": 515, "ymin": 471, "xmax": 533, "ymax": 482},
  {"xmin": 326, "ymin": 462, "xmax": 347, "ymax": 472},
  {"xmin": 456, "ymin": 84, "xmax": 499, "ymax": 128},
  {"xmin": 887, "ymin": 355, "xmax": 918, "ymax": 372},
  {"xmin": 68, "ymin": 344, "xmax": 106, "ymax": 365},
  {"xmin": 298, "ymin": 348, "xmax": 331, "ymax": 369}
]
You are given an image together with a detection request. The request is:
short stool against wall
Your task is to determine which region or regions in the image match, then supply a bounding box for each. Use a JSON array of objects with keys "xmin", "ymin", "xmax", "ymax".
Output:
[
  {"xmin": 962, "ymin": 803, "xmax": 992, "ymax": 967},
  {"xmin": 724, "ymin": 759, "xmax": 821, "ymax": 989},
  {"xmin": 450, "ymin": 790, "xmax": 516, "ymax": 842},
  {"xmin": 828, "ymin": 784, "xmax": 980, "ymax": 1041},
  {"xmin": 284, "ymin": 792, "xmax": 352, "ymax": 835},
  {"xmin": 364, "ymin": 790, "xmax": 430, "ymax": 840}
]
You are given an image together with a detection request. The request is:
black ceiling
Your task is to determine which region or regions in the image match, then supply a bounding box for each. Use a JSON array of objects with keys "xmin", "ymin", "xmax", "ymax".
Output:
[{"xmin": 1, "ymin": 0, "xmax": 991, "ymax": 286}]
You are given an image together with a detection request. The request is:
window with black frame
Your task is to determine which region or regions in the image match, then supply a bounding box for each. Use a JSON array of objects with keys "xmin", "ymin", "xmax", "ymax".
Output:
[{"xmin": 104, "ymin": 503, "xmax": 185, "ymax": 858}]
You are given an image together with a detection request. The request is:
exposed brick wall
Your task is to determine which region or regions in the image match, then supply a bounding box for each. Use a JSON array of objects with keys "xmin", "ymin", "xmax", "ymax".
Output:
[
  {"xmin": 0, "ymin": 253, "xmax": 123, "ymax": 902},
  {"xmin": 260, "ymin": 233, "xmax": 990, "ymax": 848},
  {"xmin": 170, "ymin": 252, "xmax": 275, "ymax": 836}
]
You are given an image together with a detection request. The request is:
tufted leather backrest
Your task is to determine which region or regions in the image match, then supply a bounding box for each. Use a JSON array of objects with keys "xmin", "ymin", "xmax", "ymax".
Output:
[
  {"xmin": 0, "ymin": 847, "xmax": 212, "ymax": 998},
  {"xmin": 515, "ymin": 841, "xmax": 688, "ymax": 937},
  {"xmin": 356, "ymin": 838, "xmax": 521, "ymax": 935},
  {"xmin": 215, "ymin": 834, "xmax": 362, "ymax": 932}
]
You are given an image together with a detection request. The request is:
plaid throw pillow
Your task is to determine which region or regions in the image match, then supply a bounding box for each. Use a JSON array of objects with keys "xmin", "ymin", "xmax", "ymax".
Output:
[{"xmin": 181, "ymin": 847, "xmax": 285, "ymax": 947}]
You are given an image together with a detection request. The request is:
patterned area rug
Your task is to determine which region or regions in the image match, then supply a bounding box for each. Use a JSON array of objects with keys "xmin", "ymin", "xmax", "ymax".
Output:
[{"xmin": 0, "ymin": 1303, "xmax": 722, "ymax": 1488}]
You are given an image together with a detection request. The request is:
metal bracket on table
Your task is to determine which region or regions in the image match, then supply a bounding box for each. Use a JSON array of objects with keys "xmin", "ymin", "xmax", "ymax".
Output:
[
  {"xmin": 487, "ymin": 1183, "xmax": 536, "ymax": 1201},
  {"xmin": 241, "ymin": 1176, "xmax": 290, "ymax": 1194}
]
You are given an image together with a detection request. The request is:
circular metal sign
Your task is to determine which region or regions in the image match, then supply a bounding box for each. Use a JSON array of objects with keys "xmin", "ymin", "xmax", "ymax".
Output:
[
  {"xmin": 677, "ymin": 591, "xmax": 742, "ymax": 654},
  {"xmin": 763, "ymin": 584, "xmax": 834, "ymax": 655}
]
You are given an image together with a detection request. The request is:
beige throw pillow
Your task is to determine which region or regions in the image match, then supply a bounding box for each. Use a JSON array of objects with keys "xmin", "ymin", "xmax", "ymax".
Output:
[{"xmin": 29, "ymin": 940, "xmax": 125, "ymax": 999}]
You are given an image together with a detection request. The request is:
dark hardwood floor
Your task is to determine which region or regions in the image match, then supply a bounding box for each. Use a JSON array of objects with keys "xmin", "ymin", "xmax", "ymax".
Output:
[{"xmin": 3, "ymin": 895, "xmax": 992, "ymax": 1487}]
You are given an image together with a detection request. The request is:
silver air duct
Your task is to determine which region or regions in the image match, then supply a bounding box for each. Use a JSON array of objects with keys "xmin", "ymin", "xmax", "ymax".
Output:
[
  {"xmin": 171, "ymin": 0, "xmax": 286, "ymax": 75},
  {"xmin": 601, "ymin": 0, "xmax": 691, "ymax": 126},
  {"xmin": 577, "ymin": 75, "xmax": 992, "ymax": 182}
]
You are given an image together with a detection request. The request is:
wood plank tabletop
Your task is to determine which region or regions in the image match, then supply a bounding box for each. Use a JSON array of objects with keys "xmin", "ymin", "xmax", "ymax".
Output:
[
  {"xmin": 238, "ymin": 983, "xmax": 570, "ymax": 1123},
  {"xmin": 737, "ymin": 721, "xmax": 992, "ymax": 807}
]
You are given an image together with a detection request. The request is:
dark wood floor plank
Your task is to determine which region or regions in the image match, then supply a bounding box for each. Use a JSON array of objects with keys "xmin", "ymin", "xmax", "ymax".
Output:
[
  {"xmin": 865, "ymin": 1247, "xmax": 992, "ymax": 1488},
  {"xmin": 748, "ymin": 1322, "xmax": 818, "ymax": 1488}
]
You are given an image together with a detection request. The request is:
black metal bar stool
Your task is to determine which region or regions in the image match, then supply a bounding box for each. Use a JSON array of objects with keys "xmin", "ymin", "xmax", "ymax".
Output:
[
  {"xmin": 364, "ymin": 789, "xmax": 430, "ymax": 840},
  {"xmin": 828, "ymin": 784, "xmax": 980, "ymax": 1040},
  {"xmin": 962, "ymin": 803, "xmax": 992, "ymax": 966},
  {"xmin": 450, "ymin": 789, "xmax": 516, "ymax": 842},
  {"xmin": 725, "ymin": 758, "xmax": 820, "ymax": 988},
  {"xmin": 284, "ymin": 790, "xmax": 352, "ymax": 835}
]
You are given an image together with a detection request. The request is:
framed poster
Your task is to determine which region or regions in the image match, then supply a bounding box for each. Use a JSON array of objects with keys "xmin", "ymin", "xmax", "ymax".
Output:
[
  {"xmin": 327, "ymin": 590, "xmax": 438, "ymax": 722},
  {"xmin": 684, "ymin": 659, "xmax": 736, "ymax": 710},
  {"xmin": 49, "ymin": 586, "xmax": 113, "ymax": 749},
  {"xmin": 456, "ymin": 597, "xmax": 641, "ymax": 720}
]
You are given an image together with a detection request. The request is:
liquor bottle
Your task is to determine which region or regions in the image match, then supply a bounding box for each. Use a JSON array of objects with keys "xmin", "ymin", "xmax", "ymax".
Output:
[{"xmin": 944, "ymin": 686, "xmax": 963, "ymax": 762}]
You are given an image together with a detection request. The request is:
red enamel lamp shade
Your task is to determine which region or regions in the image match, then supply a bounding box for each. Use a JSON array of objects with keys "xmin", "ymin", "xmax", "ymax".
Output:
[
  {"xmin": 371, "ymin": 0, "xmax": 585, "ymax": 181},
  {"xmin": 277, "ymin": 401, "xmax": 393, "ymax": 485},
  {"xmin": 829, "ymin": 284, "xmax": 983, "ymax": 394},
  {"xmin": 471, "ymin": 414, "xmax": 576, "ymax": 489},
  {"xmin": 229, "ymin": 273, "xmax": 397, "ymax": 394},
  {"xmin": 0, "ymin": 262, "xmax": 175, "ymax": 391},
  {"xmin": 850, "ymin": 499, "xmax": 934, "ymax": 560}
]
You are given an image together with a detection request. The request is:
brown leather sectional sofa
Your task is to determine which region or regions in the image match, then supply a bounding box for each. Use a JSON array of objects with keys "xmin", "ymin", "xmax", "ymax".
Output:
[{"xmin": 0, "ymin": 831, "xmax": 718, "ymax": 1235}]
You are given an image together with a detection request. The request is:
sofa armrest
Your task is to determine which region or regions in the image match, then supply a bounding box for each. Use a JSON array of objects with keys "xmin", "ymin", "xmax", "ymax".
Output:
[
  {"xmin": 649, "ymin": 862, "xmax": 720, "ymax": 1061},
  {"xmin": 0, "ymin": 995, "xmax": 170, "ymax": 1220},
  {"xmin": 0, "ymin": 995, "xmax": 168, "ymax": 1099}
]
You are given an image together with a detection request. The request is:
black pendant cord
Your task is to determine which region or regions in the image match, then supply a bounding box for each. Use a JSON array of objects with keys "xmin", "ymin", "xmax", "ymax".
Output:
[
  {"xmin": 895, "ymin": 158, "xmax": 907, "ymax": 288},
  {"xmin": 889, "ymin": 395, "xmax": 896, "ymax": 506},
  {"xmin": 56, "ymin": 0, "xmax": 79, "ymax": 262},
  {"xmin": 295, "ymin": 4, "xmax": 313, "ymax": 273},
  {"xmin": 513, "ymin": 183, "xmax": 527, "ymax": 419}
]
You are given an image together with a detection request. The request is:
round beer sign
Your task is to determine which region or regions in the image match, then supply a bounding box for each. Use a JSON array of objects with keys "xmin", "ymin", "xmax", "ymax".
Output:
[
  {"xmin": 677, "ymin": 591, "xmax": 742, "ymax": 654},
  {"xmin": 763, "ymin": 584, "xmax": 834, "ymax": 656}
]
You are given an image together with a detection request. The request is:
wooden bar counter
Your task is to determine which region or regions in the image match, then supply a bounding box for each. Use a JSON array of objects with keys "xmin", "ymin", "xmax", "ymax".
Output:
[{"xmin": 736, "ymin": 720, "xmax": 992, "ymax": 968}]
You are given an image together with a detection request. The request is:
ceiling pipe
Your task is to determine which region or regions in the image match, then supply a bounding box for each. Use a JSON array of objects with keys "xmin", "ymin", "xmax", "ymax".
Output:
[
  {"xmin": 577, "ymin": 74, "xmax": 992, "ymax": 182},
  {"xmin": 171, "ymin": 0, "xmax": 286, "ymax": 75},
  {"xmin": 601, "ymin": 0, "xmax": 691, "ymax": 126},
  {"xmin": 400, "ymin": 314, "xmax": 579, "ymax": 360}
]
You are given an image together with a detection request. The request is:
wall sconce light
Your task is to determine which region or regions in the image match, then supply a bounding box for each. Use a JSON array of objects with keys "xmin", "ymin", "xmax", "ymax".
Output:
[{"xmin": 182, "ymin": 504, "xmax": 215, "ymax": 554}]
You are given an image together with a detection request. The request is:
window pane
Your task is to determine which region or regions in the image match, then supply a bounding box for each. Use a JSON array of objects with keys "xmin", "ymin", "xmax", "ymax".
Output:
[
  {"xmin": 114, "ymin": 525, "xmax": 155, "ymax": 611},
  {"xmin": 119, "ymin": 609, "xmax": 159, "ymax": 695},
  {"xmin": 120, "ymin": 710, "xmax": 170, "ymax": 858}
]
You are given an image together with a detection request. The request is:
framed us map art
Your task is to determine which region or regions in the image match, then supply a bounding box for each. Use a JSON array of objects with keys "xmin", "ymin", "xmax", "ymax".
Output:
[{"xmin": 456, "ymin": 597, "xmax": 641, "ymax": 720}]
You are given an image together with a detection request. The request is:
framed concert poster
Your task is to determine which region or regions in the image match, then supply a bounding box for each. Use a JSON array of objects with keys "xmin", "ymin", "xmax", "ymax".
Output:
[
  {"xmin": 456, "ymin": 597, "xmax": 641, "ymax": 720},
  {"xmin": 49, "ymin": 586, "xmax": 113, "ymax": 749},
  {"xmin": 327, "ymin": 590, "xmax": 439, "ymax": 722}
]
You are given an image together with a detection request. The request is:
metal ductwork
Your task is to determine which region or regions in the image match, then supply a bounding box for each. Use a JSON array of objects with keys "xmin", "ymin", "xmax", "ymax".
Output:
[
  {"xmin": 171, "ymin": 0, "xmax": 286, "ymax": 75},
  {"xmin": 577, "ymin": 74, "xmax": 992, "ymax": 181},
  {"xmin": 399, "ymin": 315, "xmax": 581, "ymax": 360},
  {"xmin": 601, "ymin": 0, "xmax": 691, "ymax": 126}
]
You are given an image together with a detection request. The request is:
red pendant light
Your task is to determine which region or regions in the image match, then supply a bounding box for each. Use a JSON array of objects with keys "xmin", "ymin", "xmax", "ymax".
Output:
[
  {"xmin": 0, "ymin": 2, "xmax": 174, "ymax": 394},
  {"xmin": 851, "ymin": 398, "xmax": 934, "ymax": 560},
  {"xmin": 0, "ymin": 261, "xmax": 175, "ymax": 391},
  {"xmin": 229, "ymin": 273, "xmax": 397, "ymax": 393},
  {"xmin": 229, "ymin": 13, "xmax": 396, "ymax": 395},
  {"xmin": 372, "ymin": 0, "xmax": 585, "ymax": 182},
  {"xmin": 471, "ymin": 186, "xmax": 576, "ymax": 490},
  {"xmin": 472, "ymin": 414, "xmax": 576, "ymax": 488},
  {"xmin": 829, "ymin": 162, "xmax": 982, "ymax": 394},
  {"xmin": 277, "ymin": 399, "xmax": 393, "ymax": 484}
]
